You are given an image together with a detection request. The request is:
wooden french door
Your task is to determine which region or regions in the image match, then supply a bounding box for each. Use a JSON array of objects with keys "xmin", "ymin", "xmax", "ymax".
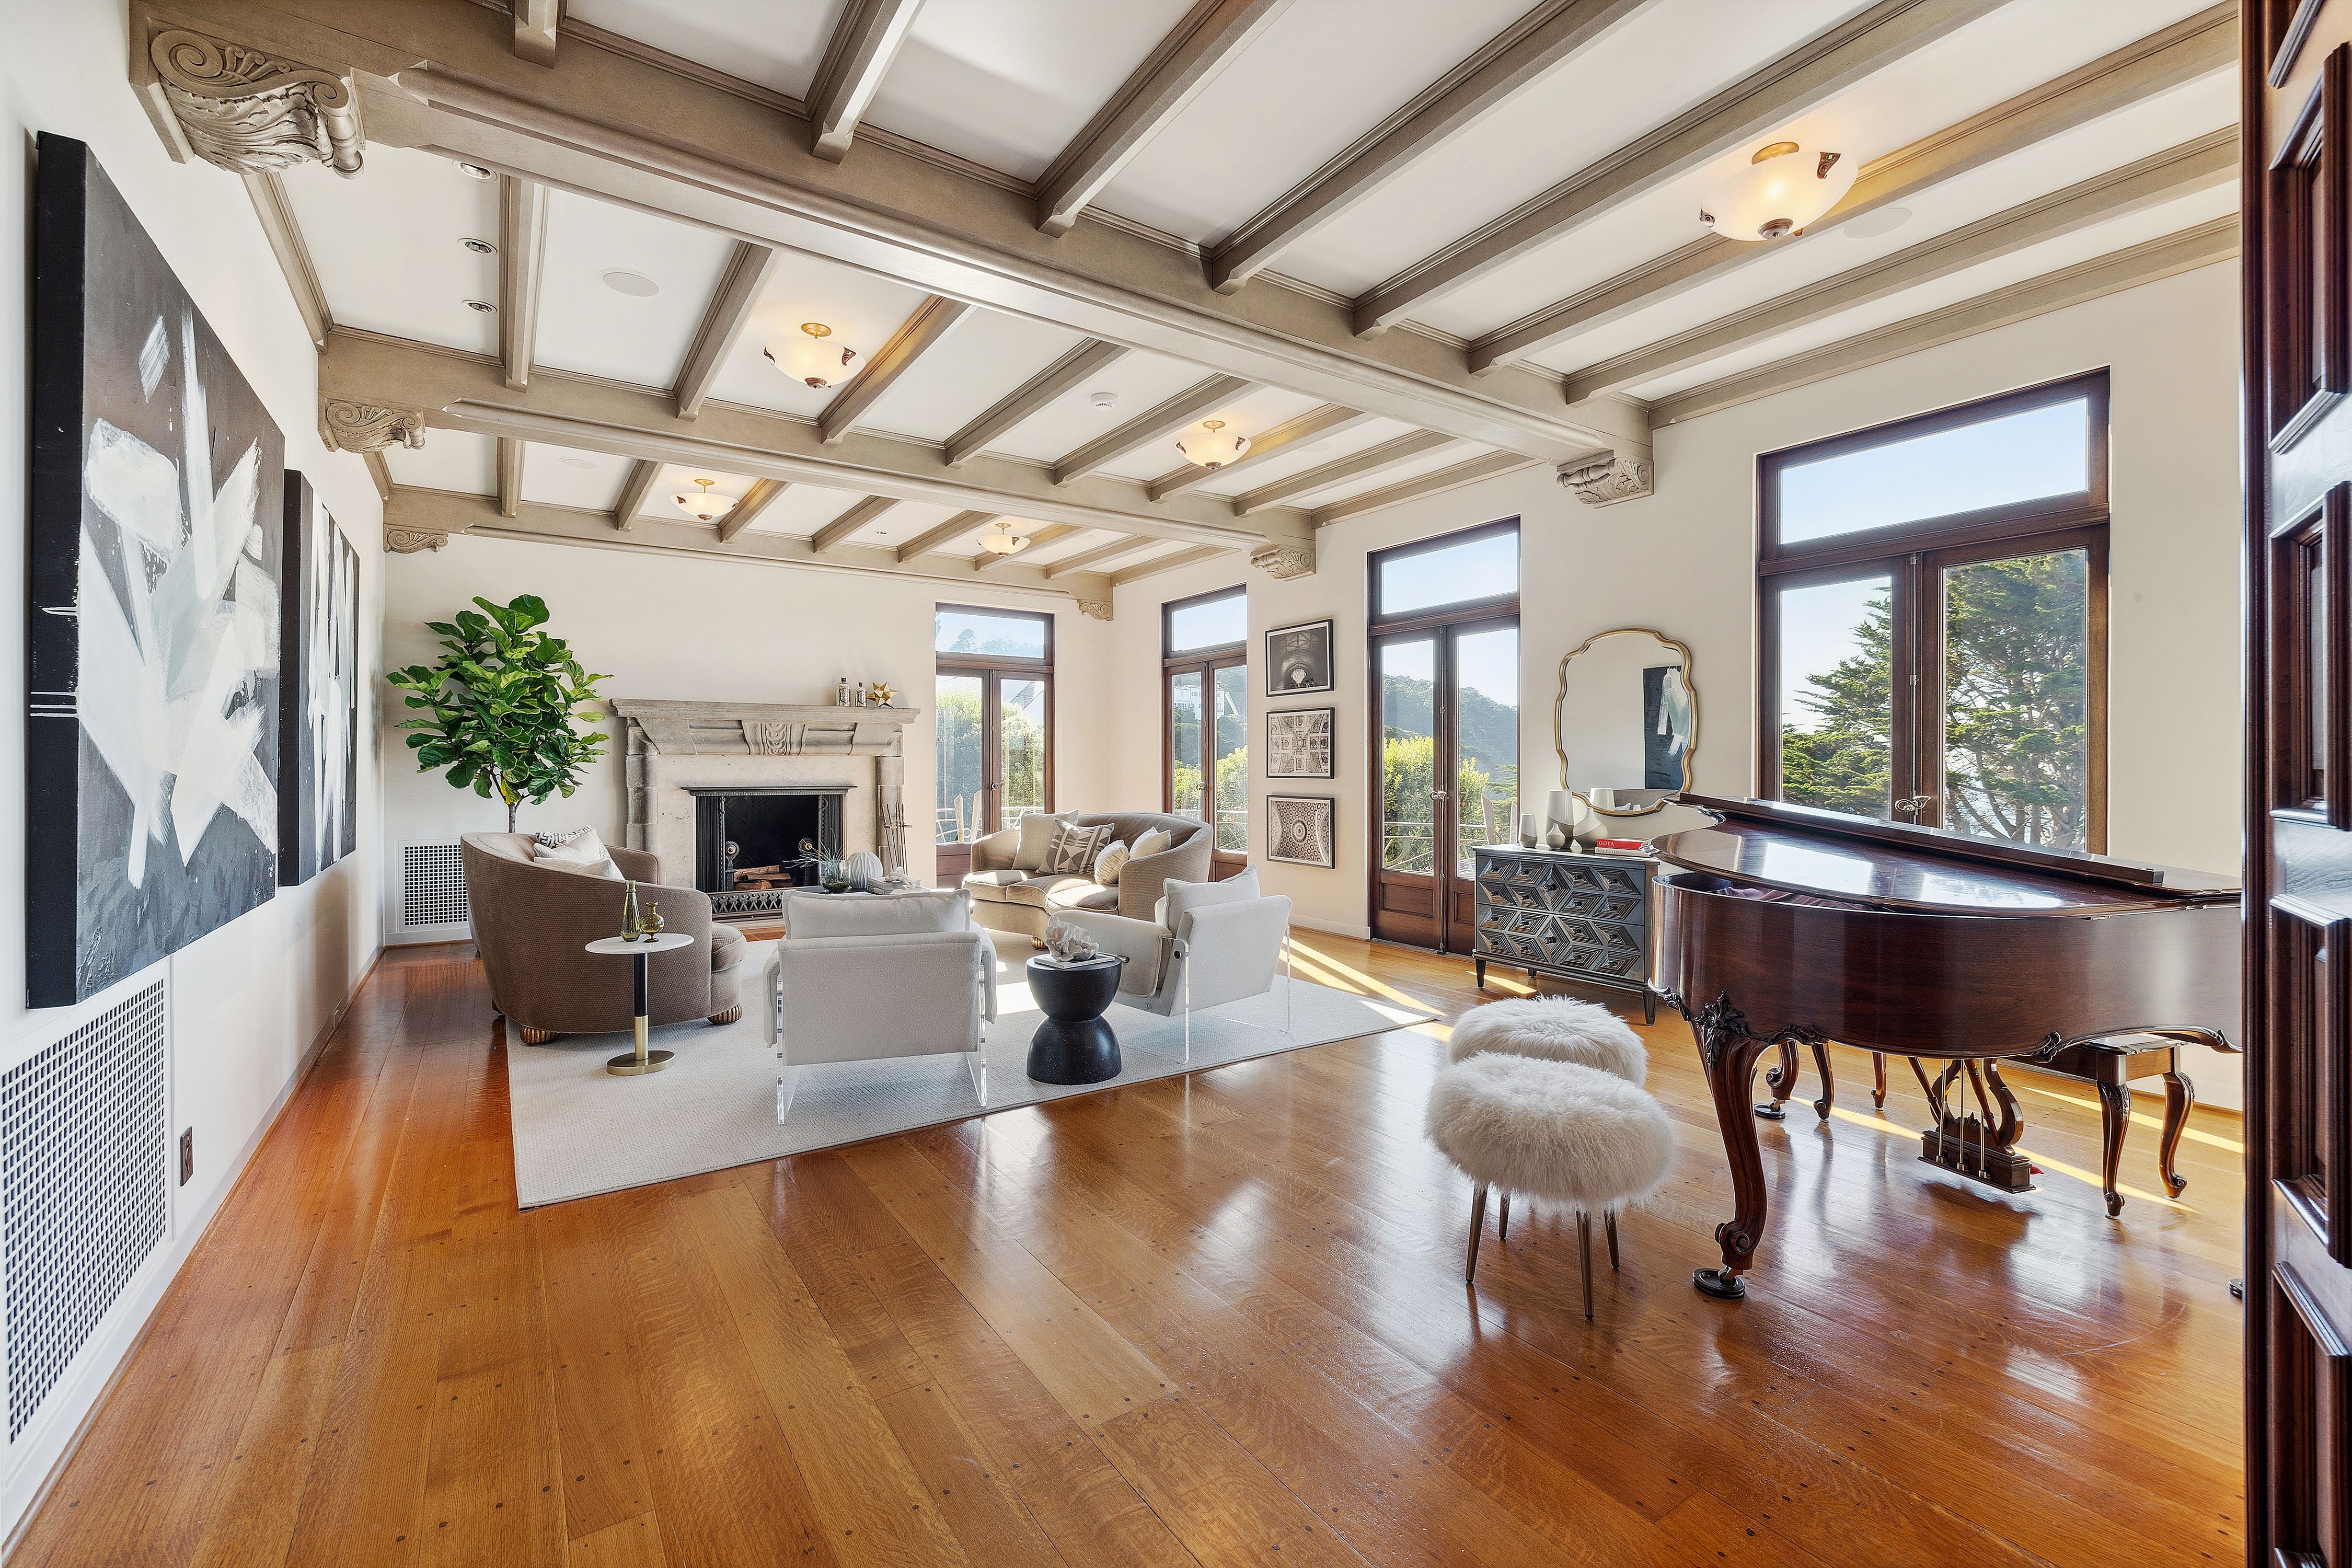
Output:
[
  {"xmin": 933, "ymin": 664, "xmax": 1052, "ymax": 883},
  {"xmin": 1369, "ymin": 617, "xmax": 1518, "ymax": 951},
  {"xmin": 1166, "ymin": 654, "xmax": 1249, "ymax": 879},
  {"xmin": 2247, "ymin": 9, "xmax": 2352, "ymax": 1565}
]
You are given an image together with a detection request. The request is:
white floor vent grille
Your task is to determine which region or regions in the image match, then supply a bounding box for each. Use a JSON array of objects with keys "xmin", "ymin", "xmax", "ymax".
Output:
[
  {"xmin": 403, "ymin": 843, "xmax": 470, "ymax": 927},
  {"xmin": 4, "ymin": 981, "xmax": 169, "ymax": 1441}
]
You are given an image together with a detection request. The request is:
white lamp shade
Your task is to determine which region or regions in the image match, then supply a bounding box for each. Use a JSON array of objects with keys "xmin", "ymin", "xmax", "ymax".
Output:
[
  {"xmin": 764, "ymin": 321, "xmax": 860, "ymax": 387},
  {"xmin": 977, "ymin": 521, "xmax": 1028, "ymax": 555},
  {"xmin": 1174, "ymin": 421, "xmax": 1250, "ymax": 468},
  {"xmin": 1699, "ymin": 138, "xmax": 1857, "ymax": 241},
  {"xmin": 673, "ymin": 480, "xmax": 734, "ymax": 522}
]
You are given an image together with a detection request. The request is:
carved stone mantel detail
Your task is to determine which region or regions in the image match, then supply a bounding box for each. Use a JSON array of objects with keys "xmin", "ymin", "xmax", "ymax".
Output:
[
  {"xmin": 1558, "ymin": 452, "xmax": 1655, "ymax": 507},
  {"xmin": 146, "ymin": 28, "xmax": 364, "ymax": 177},
  {"xmin": 322, "ymin": 399, "xmax": 426, "ymax": 454},
  {"xmin": 1075, "ymin": 600, "xmax": 1113, "ymax": 621},
  {"xmin": 384, "ymin": 527, "xmax": 449, "ymax": 554},
  {"xmin": 1250, "ymin": 543, "xmax": 1315, "ymax": 580}
]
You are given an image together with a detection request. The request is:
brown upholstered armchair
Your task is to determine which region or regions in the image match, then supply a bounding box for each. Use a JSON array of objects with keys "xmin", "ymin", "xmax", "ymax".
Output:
[{"xmin": 460, "ymin": 833, "xmax": 746, "ymax": 1043}]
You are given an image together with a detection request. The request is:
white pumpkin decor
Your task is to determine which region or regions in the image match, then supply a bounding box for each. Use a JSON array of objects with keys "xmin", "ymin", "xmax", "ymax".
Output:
[{"xmin": 842, "ymin": 850, "xmax": 884, "ymax": 891}]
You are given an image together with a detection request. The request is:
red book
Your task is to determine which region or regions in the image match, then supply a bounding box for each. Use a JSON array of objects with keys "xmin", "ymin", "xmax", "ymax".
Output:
[{"xmin": 1594, "ymin": 838, "xmax": 1645, "ymax": 851}]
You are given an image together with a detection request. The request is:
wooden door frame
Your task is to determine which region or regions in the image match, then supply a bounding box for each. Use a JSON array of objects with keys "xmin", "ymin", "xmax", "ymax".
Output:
[
  {"xmin": 1161, "ymin": 585, "xmax": 1250, "ymax": 879},
  {"xmin": 933, "ymin": 610, "xmax": 1055, "ymax": 882}
]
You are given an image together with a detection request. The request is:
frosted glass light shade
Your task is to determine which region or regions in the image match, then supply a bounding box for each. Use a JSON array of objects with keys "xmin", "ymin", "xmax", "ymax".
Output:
[
  {"xmin": 764, "ymin": 321, "xmax": 860, "ymax": 387},
  {"xmin": 977, "ymin": 521, "xmax": 1028, "ymax": 555},
  {"xmin": 1700, "ymin": 138, "xmax": 1857, "ymax": 241},
  {"xmin": 1175, "ymin": 419, "xmax": 1249, "ymax": 468},
  {"xmin": 674, "ymin": 478, "xmax": 733, "ymax": 522}
]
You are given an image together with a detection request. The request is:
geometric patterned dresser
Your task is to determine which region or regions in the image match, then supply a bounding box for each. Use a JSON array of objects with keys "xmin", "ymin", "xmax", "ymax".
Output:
[{"xmin": 1471, "ymin": 845, "xmax": 1656, "ymax": 1021}]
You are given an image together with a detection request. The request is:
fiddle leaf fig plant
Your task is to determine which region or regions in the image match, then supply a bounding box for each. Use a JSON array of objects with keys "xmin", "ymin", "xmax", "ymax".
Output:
[{"xmin": 388, "ymin": 594, "xmax": 610, "ymax": 832}]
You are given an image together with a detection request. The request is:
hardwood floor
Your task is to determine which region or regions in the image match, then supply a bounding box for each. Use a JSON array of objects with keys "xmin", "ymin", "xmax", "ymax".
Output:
[{"xmin": 11, "ymin": 933, "xmax": 2245, "ymax": 1567}]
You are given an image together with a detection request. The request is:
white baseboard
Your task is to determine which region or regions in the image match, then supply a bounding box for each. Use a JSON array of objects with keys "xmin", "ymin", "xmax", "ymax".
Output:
[
  {"xmin": 0, "ymin": 944, "xmax": 384, "ymax": 1559},
  {"xmin": 1289, "ymin": 916, "xmax": 1373, "ymax": 940}
]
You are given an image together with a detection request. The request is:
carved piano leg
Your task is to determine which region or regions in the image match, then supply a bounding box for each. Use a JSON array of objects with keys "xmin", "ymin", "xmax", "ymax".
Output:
[
  {"xmin": 1696, "ymin": 1021, "xmax": 1775, "ymax": 1301},
  {"xmin": 1872, "ymin": 1052, "xmax": 1887, "ymax": 1110},
  {"xmin": 1808, "ymin": 1039, "xmax": 1835, "ymax": 1121},
  {"xmin": 1757, "ymin": 1040, "xmax": 1797, "ymax": 1121},
  {"xmin": 2095, "ymin": 1082, "xmax": 2131, "ymax": 1217},
  {"xmin": 2159, "ymin": 1069, "xmax": 2196, "ymax": 1197}
]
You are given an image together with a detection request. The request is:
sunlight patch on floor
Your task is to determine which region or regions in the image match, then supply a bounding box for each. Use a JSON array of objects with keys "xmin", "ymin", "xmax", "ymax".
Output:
[
  {"xmin": 2009, "ymin": 1078, "xmax": 2244, "ymax": 1153},
  {"xmin": 1824, "ymin": 1104, "xmax": 2194, "ymax": 1213}
]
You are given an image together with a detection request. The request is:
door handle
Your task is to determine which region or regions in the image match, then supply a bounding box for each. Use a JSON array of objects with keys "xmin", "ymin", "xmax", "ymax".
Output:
[{"xmin": 1893, "ymin": 794, "xmax": 1933, "ymax": 820}]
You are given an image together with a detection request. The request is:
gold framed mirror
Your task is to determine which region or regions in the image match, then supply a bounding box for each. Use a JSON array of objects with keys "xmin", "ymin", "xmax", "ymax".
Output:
[{"xmin": 1553, "ymin": 628, "xmax": 1697, "ymax": 817}]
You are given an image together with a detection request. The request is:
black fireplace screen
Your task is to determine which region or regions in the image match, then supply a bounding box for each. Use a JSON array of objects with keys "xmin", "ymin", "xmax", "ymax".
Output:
[{"xmin": 691, "ymin": 789, "xmax": 845, "ymax": 897}]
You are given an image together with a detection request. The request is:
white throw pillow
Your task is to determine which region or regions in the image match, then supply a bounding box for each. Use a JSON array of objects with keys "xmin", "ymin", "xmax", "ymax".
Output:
[
  {"xmin": 1156, "ymin": 868, "xmax": 1261, "ymax": 934},
  {"xmin": 786, "ymin": 888, "xmax": 970, "ymax": 938},
  {"xmin": 1013, "ymin": 812, "xmax": 1065, "ymax": 872},
  {"xmin": 1131, "ymin": 827, "xmax": 1173, "ymax": 860},
  {"xmin": 1093, "ymin": 840, "xmax": 1129, "ymax": 886},
  {"xmin": 532, "ymin": 826, "xmax": 621, "ymax": 879}
]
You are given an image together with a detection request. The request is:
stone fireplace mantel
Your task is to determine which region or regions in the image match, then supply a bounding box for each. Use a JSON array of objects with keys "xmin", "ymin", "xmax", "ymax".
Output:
[{"xmin": 610, "ymin": 700, "xmax": 920, "ymax": 890}]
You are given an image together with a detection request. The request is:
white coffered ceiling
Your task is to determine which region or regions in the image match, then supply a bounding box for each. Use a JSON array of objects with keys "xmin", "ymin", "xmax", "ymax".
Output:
[{"xmin": 179, "ymin": 0, "xmax": 2237, "ymax": 604}]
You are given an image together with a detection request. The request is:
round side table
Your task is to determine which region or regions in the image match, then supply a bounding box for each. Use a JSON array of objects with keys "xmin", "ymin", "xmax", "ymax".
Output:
[
  {"xmin": 1024, "ymin": 955, "xmax": 1126, "ymax": 1085},
  {"xmin": 585, "ymin": 933, "xmax": 695, "ymax": 1077}
]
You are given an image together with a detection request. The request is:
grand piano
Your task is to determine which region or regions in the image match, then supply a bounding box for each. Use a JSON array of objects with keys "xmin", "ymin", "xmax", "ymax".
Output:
[{"xmin": 1651, "ymin": 794, "xmax": 2240, "ymax": 1300}]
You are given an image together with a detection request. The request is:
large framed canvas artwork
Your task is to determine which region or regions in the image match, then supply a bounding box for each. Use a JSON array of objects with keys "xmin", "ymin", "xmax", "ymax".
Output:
[
  {"xmin": 279, "ymin": 471, "xmax": 359, "ymax": 885},
  {"xmin": 28, "ymin": 135, "xmax": 284, "ymax": 1007}
]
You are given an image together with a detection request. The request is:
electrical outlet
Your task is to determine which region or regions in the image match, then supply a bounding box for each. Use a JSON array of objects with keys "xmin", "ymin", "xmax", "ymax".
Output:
[{"xmin": 179, "ymin": 1128, "xmax": 193, "ymax": 1186}]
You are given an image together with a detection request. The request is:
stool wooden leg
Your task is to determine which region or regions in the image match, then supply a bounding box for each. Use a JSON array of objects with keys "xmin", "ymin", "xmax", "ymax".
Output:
[
  {"xmin": 1498, "ymin": 1191, "xmax": 1510, "ymax": 1242},
  {"xmin": 1466, "ymin": 1184, "xmax": 1489, "ymax": 1283},
  {"xmin": 1576, "ymin": 1210, "xmax": 1595, "ymax": 1320},
  {"xmin": 1604, "ymin": 1209, "xmax": 1620, "ymax": 1271}
]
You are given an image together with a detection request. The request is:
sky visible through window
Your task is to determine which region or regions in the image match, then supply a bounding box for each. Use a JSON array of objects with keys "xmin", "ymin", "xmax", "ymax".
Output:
[
  {"xmin": 1168, "ymin": 590, "xmax": 1246, "ymax": 652},
  {"xmin": 1779, "ymin": 576, "xmax": 1886, "ymax": 731},
  {"xmin": 1777, "ymin": 398, "xmax": 2089, "ymax": 544},
  {"xmin": 1378, "ymin": 529, "xmax": 1517, "ymax": 616},
  {"xmin": 935, "ymin": 607, "xmax": 1046, "ymax": 658}
]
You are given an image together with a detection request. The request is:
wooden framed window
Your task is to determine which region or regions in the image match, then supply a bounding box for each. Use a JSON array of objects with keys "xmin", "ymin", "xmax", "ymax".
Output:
[
  {"xmin": 934, "ymin": 604, "xmax": 1053, "ymax": 882},
  {"xmin": 1759, "ymin": 374, "xmax": 2109, "ymax": 852},
  {"xmin": 1163, "ymin": 586, "xmax": 1249, "ymax": 878},
  {"xmin": 2271, "ymin": 43, "xmax": 2350, "ymax": 448}
]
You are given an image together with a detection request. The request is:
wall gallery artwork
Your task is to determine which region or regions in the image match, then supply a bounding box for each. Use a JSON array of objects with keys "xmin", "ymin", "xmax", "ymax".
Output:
[
  {"xmin": 1267, "ymin": 795, "xmax": 1336, "ymax": 868},
  {"xmin": 279, "ymin": 472, "xmax": 359, "ymax": 885},
  {"xmin": 1265, "ymin": 619, "xmax": 1333, "ymax": 696},
  {"xmin": 1265, "ymin": 707, "xmax": 1334, "ymax": 779},
  {"xmin": 28, "ymin": 135, "xmax": 284, "ymax": 1007}
]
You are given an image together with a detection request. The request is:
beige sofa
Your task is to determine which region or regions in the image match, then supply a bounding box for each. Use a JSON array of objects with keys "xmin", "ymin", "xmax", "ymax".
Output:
[
  {"xmin": 461, "ymin": 832, "xmax": 746, "ymax": 1043},
  {"xmin": 960, "ymin": 811, "xmax": 1213, "ymax": 943}
]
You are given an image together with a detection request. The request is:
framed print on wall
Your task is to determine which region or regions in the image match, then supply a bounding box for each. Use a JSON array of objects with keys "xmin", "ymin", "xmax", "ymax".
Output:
[
  {"xmin": 1266, "ymin": 707, "xmax": 1334, "ymax": 779},
  {"xmin": 29, "ymin": 134, "xmax": 285, "ymax": 1007},
  {"xmin": 279, "ymin": 470, "xmax": 360, "ymax": 885},
  {"xmin": 1264, "ymin": 619, "xmax": 1333, "ymax": 696},
  {"xmin": 1267, "ymin": 794, "xmax": 1336, "ymax": 868}
]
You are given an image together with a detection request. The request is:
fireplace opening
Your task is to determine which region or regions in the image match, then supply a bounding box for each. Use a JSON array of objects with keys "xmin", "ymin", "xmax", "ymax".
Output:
[{"xmin": 691, "ymin": 788, "xmax": 845, "ymax": 915}]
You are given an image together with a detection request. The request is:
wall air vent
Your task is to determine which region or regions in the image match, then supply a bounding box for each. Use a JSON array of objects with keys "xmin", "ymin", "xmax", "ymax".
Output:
[
  {"xmin": 4, "ymin": 980, "xmax": 169, "ymax": 1442},
  {"xmin": 402, "ymin": 843, "xmax": 470, "ymax": 927}
]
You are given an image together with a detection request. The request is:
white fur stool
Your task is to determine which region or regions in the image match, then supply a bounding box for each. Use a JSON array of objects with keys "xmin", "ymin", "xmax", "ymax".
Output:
[
  {"xmin": 1447, "ymin": 996, "xmax": 1647, "ymax": 1082},
  {"xmin": 1424, "ymin": 1054, "xmax": 1675, "ymax": 1317}
]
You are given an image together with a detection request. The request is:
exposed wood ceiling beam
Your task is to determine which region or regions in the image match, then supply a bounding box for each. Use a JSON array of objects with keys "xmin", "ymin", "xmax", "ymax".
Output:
[
  {"xmin": 974, "ymin": 522, "xmax": 1082, "ymax": 571},
  {"xmin": 1210, "ymin": 0, "xmax": 1654, "ymax": 293},
  {"xmin": 946, "ymin": 340, "xmax": 1127, "ymax": 466},
  {"xmin": 717, "ymin": 477, "xmax": 788, "ymax": 543},
  {"xmin": 321, "ymin": 330, "xmax": 1307, "ymax": 552},
  {"xmin": 362, "ymin": 451, "xmax": 393, "ymax": 501},
  {"xmin": 818, "ymin": 294, "xmax": 970, "ymax": 444},
  {"xmin": 391, "ymin": 487, "xmax": 1118, "ymax": 605},
  {"xmin": 242, "ymin": 171, "xmax": 329, "ymax": 349},
  {"xmin": 1651, "ymin": 216, "xmax": 2239, "ymax": 426},
  {"xmin": 895, "ymin": 509, "xmax": 997, "ymax": 562},
  {"xmin": 811, "ymin": 495, "xmax": 900, "ymax": 553},
  {"xmin": 496, "ymin": 436, "xmax": 523, "ymax": 517},
  {"xmin": 1045, "ymin": 536, "xmax": 1158, "ymax": 578},
  {"xmin": 1147, "ymin": 404, "xmax": 1373, "ymax": 501},
  {"xmin": 1110, "ymin": 544, "xmax": 1233, "ymax": 586},
  {"xmin": 1310, "ymin": 451, "xmax": 1535, "ymax": 527},
  {"xmin": 1350, "ymin": 0, "xmax": 2003, "ymax": 336},
  {"xmin": 1053, "ymin": 375, "xmax": 1254, "ymax": 486},
  {"xmin": 1565, "ymin": 129, "xmax": 2238, "ymax": 403},
  {"xmin": 1036, "ymin": 0, "xmax": 1296, "ymax": 237},
  {"xmin": 612, "ymin": 457, "xmax": 659, "ymax": 531},
  {"xmin": 512, "ymin": 0, "xmax": 558, "ymax": 66},
  {"xmin": 1231, "ymin": 430, "xmax": 1458, "ymax": 514},
  {"xmin": 498, "ymin": 175, "xmax": 549, "ymax": 390},
  {"xmin": 1467, "ymin": 2, "xmax": 2237, "ymax": 373},
  {"xmin": 806, "ymin": 0, "xmax": 923, "ymax": 163},
  {"xmin": 673, "ymin": 241, "xmax": 783, "ymax": 418},
  {"xmin": 202, "ymin": 0, "xmax": 1633, "ymax": 459}
]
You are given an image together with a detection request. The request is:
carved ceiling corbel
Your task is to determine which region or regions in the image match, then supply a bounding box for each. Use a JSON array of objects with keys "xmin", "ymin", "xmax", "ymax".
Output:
[
  {"xmin": 1557, "ymin": 452, "xmax": 1654, "ymax": 507},
  {"xmin": 385, "ymin": 527, "xmax": 449, "ymax": 555},
  {"xmin": 1250, "ymin": 543, "xmax": 1315, "ymax": 580},
  {"xmin": 1075, "ymin": 600, "xmax": 1113, "ymax": 621},
  {"xmin": 144, "ymin": 27, "xmax": 364, "ymax": 178},
  {"xmin": 321, "ymin": 399, "xmax": 426, "ymax": 454}
]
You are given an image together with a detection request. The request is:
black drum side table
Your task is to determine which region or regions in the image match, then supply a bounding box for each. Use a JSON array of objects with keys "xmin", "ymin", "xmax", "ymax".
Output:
[{"xmin": 1024, "ymin": 955, "xmax": 1126, "ymax": 1084}]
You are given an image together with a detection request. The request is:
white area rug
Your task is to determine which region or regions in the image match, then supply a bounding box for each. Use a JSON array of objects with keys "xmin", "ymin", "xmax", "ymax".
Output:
[{"xmin": 504, "ymin": 937, "xmax": 1436, "ymax": 1207}]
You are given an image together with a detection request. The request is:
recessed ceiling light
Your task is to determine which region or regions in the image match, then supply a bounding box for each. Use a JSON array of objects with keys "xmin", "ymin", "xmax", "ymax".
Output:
[
  {"xmin": 1089, "ymin": 390, "xmax": 1118, "ymax": 410},
  {"xmin": 560, "ymin": 456, "xmax": 596, "ymax": 469},
  {"xmin": 601, "ymin": 270, "xmax": 660, "ymax": 297},
  {"xmin": 462, "ymin": 237, "xmax": 497, "ymax": 256},
  {"xmin": 456, "ymin": 161, "xmax": 495, "ymax": 181},
  {"xmin": 464, "ymin": 299, "xmax": 497, "ymax": 313},
  {"xmin": 1843, "ymin": 204, "xmax": 1913, "ymax": 240}
]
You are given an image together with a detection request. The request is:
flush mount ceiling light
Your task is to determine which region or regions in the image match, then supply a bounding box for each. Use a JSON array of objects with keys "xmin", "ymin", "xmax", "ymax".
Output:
[
  {"xmin": 764, "ymin": 321, "xmax": 860, "ymax": 388},
  {"xmin": 456, "ymin": 161, "xmax": 495, "ymax": 181},
  {"xmin": 1174, "ymin": 418, "xmax": 1249, "ymax": 469},
  {"xmin": 1089, "ymin": 390, "xmax": 1119, "ymax": 410},
  {"xmin": 601, "ymin": 270, "xmax": 660, "ymax": 297},
  {"xmin": 1699, "ymin": 136, "xmax": 1857, "ymax": 241},
  {"xmin": 461, "ymin": 236, "xmax": 497, "ymax": 256},
  {"xmin": 976, "ymin": 520, "xmax": 1029, "ymax": 556},
  {"xmin": 674, "ymin": 477, "xmax": 735, "ymax": 523},
  {"xmin": 464, "ymin": 299, "xmax": 497, "ymax": 313}
]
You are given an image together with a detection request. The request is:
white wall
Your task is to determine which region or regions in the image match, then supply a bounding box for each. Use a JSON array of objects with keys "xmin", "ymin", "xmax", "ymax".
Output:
[
  {"xmin": 1105, "ymin": 262, "xmax": 2246, "ymax": 1102},
  {"xmin": 380, "ymin": 535, "xmax": 1120, "ymax": 936},
  {"xmin": 0, "ymin": 0, "xmax": 387, "ymax": 1537}
]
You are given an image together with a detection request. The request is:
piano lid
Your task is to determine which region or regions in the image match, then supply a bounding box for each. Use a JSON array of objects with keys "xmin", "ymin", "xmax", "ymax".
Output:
[{"xmin": 1653, "ymin": 795, "xmax": 2239, "ymax": 917}]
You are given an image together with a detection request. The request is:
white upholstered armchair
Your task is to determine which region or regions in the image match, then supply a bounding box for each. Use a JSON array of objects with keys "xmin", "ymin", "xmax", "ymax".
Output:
[
  {"xmin": 1053, "ymin": 870, "xmax": 1294, "ymax": 1062},
  {"xmin": 765, "ymin": 890, "xmax": 996, "ymax": 1122}
]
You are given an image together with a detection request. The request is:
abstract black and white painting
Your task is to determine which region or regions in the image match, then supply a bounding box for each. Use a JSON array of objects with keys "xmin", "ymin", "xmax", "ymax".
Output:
[
  {"xmin": 279, "ymin": 471, "xmax": 358, "ymax": 884},
  {"xmin": 28, "ymin": 135, "xmax": 283, "ymax": 1007},
  {"xmin": 1267, "ymin": 795, "xmax": 1336, "ymax": 868},
  {"xmin": 1264, "ymin": 619, "xmax": 1333, "ymax": 697},
  {"xmin": 1265, "ymin": 707, "xmax": 1334, "ymax": 779},
  {"xmin": 1642, "ymin": 662, "xmax": 1692, "ymax": 790}
]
